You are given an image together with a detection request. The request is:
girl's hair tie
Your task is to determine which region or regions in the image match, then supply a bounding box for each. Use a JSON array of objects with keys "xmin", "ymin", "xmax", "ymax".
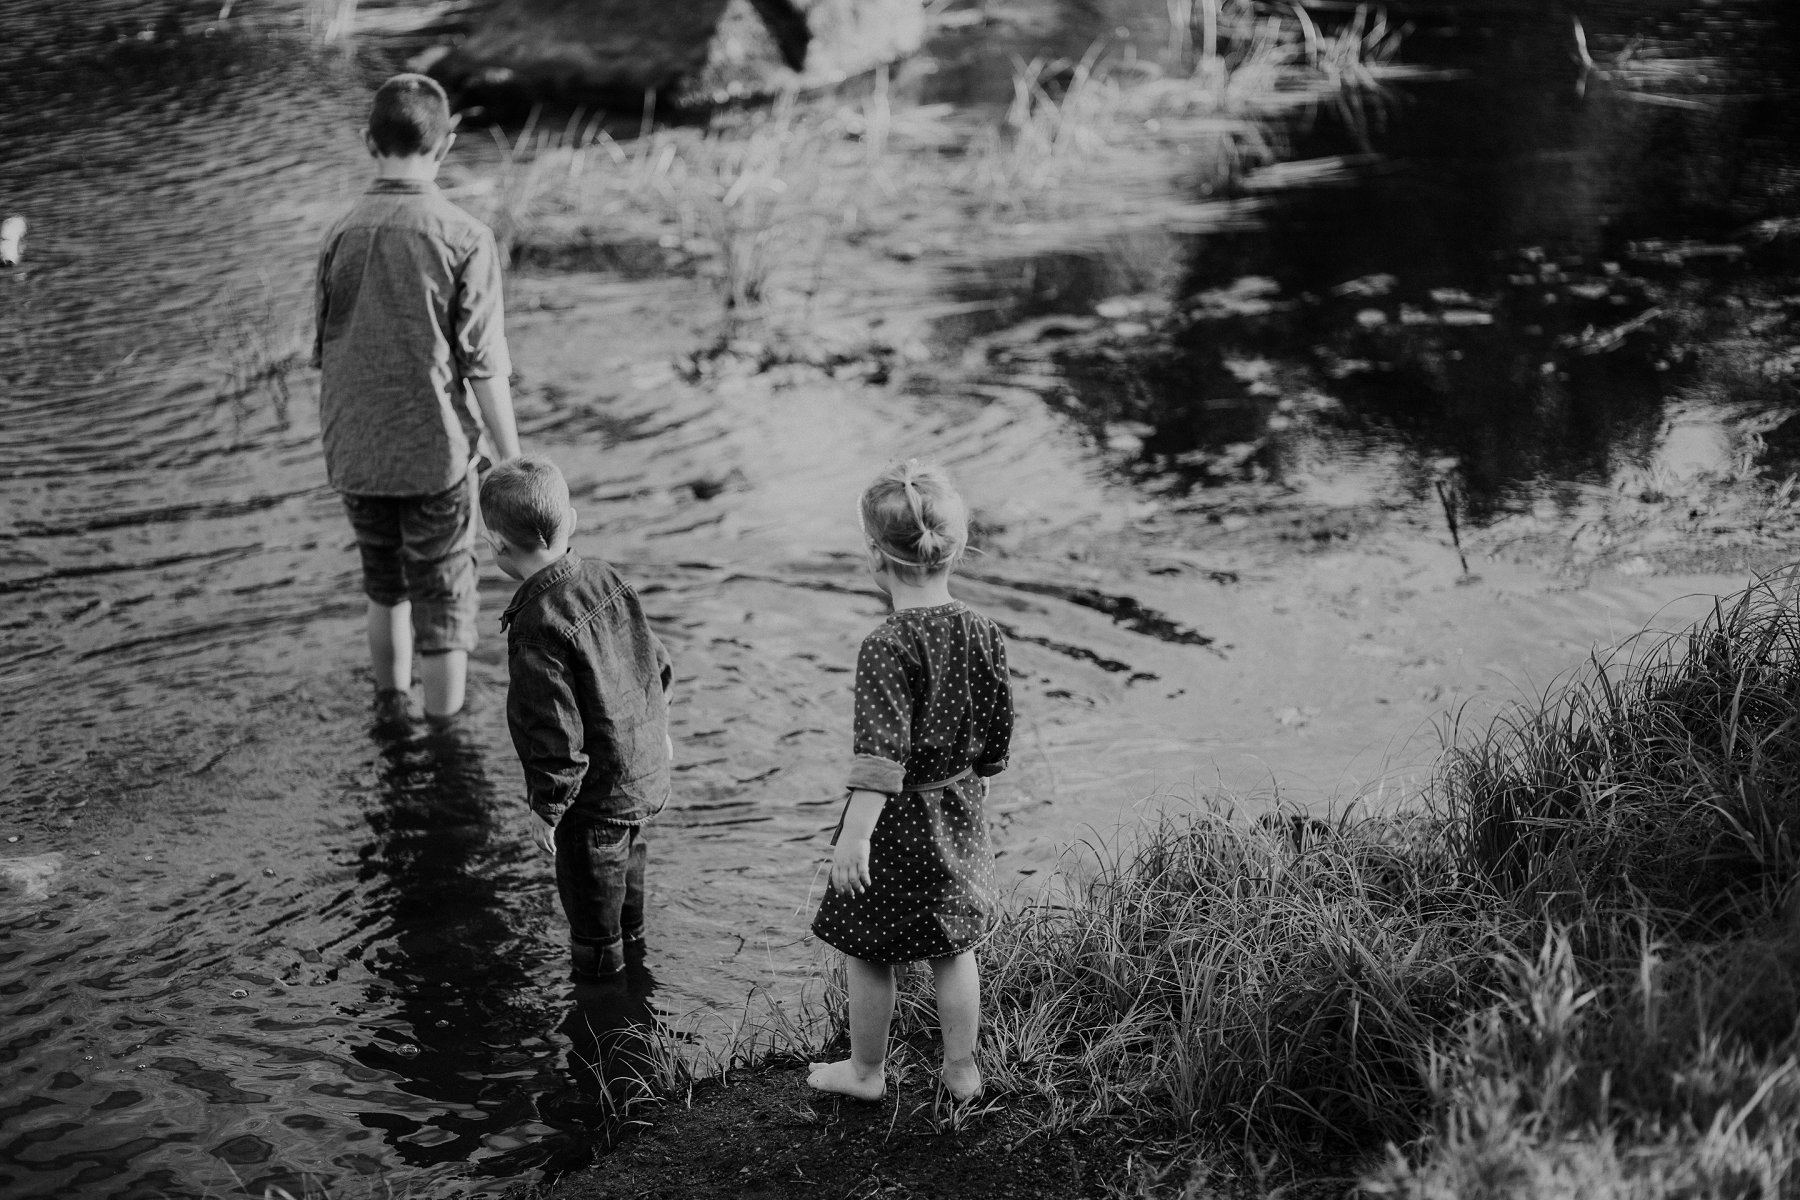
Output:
[{"xmin": 859, "ymin": 458, "xmax": 969, "ymax": 579}]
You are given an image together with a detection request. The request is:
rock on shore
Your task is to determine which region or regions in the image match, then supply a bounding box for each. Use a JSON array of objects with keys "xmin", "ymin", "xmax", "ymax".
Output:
[{"xmin": 431, "ymin": 0, "xmax": 925, "ymax": 105}]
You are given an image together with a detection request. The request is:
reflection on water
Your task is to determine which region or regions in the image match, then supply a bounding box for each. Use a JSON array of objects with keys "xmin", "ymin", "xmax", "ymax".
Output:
[
  {"xmin": 545, "ymin": 963, "xmax": 664, "ymax": 1143},
  {"xmin": 353, "ymin": 728, "xmax": 545, "ymax": 1174},
  {"xmin": 954, "ymin": 0, "xmax": 1800, "ymax": 519},
  {"xmin": 2, "ymin": 0, "xmax": 1796, "ymax": 1196}
]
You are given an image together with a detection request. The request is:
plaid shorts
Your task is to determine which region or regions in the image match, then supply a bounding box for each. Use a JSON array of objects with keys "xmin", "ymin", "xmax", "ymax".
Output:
[{"xmin": 341, "ymin": 476, "xmax": 478, "ymax": 654}]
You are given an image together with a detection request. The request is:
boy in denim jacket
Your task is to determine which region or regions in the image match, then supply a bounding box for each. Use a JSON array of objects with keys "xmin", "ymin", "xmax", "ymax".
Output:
[
  {"xmin": 314, "ymin": 72, "xmax": 520, "ymax": 728},
  {"xmin": 480, "ymin": 456, "xmax": 674, "ymax": 980}
]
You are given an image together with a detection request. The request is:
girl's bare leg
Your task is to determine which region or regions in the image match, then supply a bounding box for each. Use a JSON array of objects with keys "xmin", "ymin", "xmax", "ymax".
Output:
[
  {"xmin": 930, "ymin": 951, "xmax": 982, "ymax": 1099},
  {"xmin": 808, "ymin": 956, "xmax": 893, "ymax": 1100}
]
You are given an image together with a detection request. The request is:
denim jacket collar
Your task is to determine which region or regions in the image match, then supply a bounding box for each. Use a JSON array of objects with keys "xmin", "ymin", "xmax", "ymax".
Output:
[{"xmin": 501, "ymin": 551, "xmax": 582, "ymax": 630}]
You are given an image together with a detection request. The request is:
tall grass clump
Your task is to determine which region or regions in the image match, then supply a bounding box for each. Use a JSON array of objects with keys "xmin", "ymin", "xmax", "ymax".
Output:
[
  {"xmin": 1370, "ymin": 577, "xmax": 1800, "ymax": 1199},
  {"xmin": 869, "ymin": 803, "xmax": 1511, "ymax": 1159},
  {"xmin": 1160, "ymin": 0, "xmax": 1406, "ymax": 107},
  {"xmin": 1436, "ymin": 577, "xmax": 1800, "ymax": 943},
  {"xmin": 479, "ymin": 97, "xmax": 850, "ymax": 321}
]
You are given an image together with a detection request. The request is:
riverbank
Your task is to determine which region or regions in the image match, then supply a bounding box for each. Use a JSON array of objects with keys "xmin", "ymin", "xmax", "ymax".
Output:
[
  {"xmin": 463, "ymin": 10, "xmax": 1800, "ymax": 1200},
  {"xmin": 531, "ymin": 1058, "xmax": 1141, "ymax": 1199},
  {"xmin": 522, "ymin": 580, "xmax": 1800, "ymax": 1200}
]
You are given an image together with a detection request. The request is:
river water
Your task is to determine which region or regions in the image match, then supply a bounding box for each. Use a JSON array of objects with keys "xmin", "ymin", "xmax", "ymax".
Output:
[{"xmin": 2, "ymin": 0, "xmax": 1796, "ymax": 1196}]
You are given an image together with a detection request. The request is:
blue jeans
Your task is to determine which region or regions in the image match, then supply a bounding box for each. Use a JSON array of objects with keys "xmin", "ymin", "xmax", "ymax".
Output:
[{"xmin": 556, "ymin": 819, "xmax": 647, "ymax": 978}]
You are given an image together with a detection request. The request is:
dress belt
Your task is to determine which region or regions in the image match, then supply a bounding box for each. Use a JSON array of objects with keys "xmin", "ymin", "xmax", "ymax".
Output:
[
  {"xmin": 828, "ymin": 767, "xmax": 975, "ymax": 845},
  {"xmin": 905, "ymin": 766, "xmax": 973, "ymax": 793}
]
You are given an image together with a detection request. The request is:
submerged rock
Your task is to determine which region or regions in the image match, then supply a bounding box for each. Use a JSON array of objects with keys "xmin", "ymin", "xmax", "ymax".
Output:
[
  {"xmin": 0, "ymin": 852, "xmax": 63, "ymax": 901},
  {"xmin": 431, "ymin": 0, "xmax": 924, "ymax": 106}
]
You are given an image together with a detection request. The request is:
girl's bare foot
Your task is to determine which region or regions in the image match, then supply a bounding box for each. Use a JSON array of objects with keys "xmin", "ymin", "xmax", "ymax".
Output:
[
  {"xmin": 941, "ymin": 1056, "xmax": 982, "ymax": 1101},
  {"xmin": 807, "ymin": 1059, "xmax": 885, "ymax": 1101}
]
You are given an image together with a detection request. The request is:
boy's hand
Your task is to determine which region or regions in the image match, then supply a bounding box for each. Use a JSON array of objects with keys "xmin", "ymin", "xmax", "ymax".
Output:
[
  {"xmin": 830, "ymin": 837, "xmax": 873, "ymax": 895},
  {"xmin": 530, "ymin": 811, "xmax": 556, "ymax": 856}
]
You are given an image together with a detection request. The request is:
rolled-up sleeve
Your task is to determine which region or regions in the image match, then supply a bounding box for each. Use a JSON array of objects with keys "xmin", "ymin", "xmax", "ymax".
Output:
[
  {"xmin": 452, "ymin": 227, "xmax": 512, "ymax": 382},
  {"xmin": 847, "ymin": 635, "xmax": 910, "ymax": 794},
  {"xmin": 975, "ymin": 633, "xmax": 1013, "ymax": 776},
  {"xmin": 508, "ymin": 637, "xmax": 592, "ymax": 823},
  {"xmin": 655, "ymin": 632, "xmax": 674, "ymax": 699}
]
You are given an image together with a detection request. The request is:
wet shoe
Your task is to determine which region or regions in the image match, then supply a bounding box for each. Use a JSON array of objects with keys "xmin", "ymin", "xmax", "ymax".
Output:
[
  {"xmin": 571, "ymin": 937, "xmax": 627, "ymax": 981},
  {"xmin": 570, "ymin": 965, "xmax": 626, "ymax": 985}
]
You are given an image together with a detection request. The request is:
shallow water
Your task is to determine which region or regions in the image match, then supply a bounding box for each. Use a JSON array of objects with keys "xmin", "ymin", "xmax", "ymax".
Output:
[{"xmin": 2, "ymin": 1, "xmax": 1797, "ymax": 1197}]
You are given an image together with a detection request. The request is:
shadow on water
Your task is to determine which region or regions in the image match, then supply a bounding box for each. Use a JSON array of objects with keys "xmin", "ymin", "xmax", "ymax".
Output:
[
  {"xmin": 344, "ymin": 723, "xmax": 672, "ymax": 1187},
  {"xmin": 348, "ymin": 727, "xmax": 541, "ymax": 1173},
  {"xmin": 542, "ymin": 965, "xmax": 665, "ymax": 1158},
  {"xmin": 0, "ymin": 712, "xmax": 660, "ymax": 1198}
]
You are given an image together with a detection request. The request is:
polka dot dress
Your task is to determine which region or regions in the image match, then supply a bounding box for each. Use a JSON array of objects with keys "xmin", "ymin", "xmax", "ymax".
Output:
[{"xmin": 812, "ymin": 601, "xmax": 1014, "ymax": 965}]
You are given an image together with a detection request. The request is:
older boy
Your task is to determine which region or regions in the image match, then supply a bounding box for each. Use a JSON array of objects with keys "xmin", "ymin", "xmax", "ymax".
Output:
[
  {"xmin": 314, "ymin": 72, "xmax": 521, "ymax": 727},
  {"xmin": 481, "ymin": 456, "xmax": 674, "ymax": 981}
]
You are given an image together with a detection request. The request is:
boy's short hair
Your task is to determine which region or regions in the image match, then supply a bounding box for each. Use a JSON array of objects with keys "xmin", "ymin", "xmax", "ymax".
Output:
[
  {"xmin": 368, "ymin": 73, "xmax": 454, "ymax": 157},
  {"xmin": 481, "ymin": 455, "xmax": 575, "ymax": 550}
]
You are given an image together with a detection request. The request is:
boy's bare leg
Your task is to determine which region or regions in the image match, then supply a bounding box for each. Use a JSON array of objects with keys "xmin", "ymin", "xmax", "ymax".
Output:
[
  {"xmin": 368, "ymin": 600, "xmax": 413, "ymax": 693},
  {"xmin": 931, "ymin": 951, "xmax": 982, "ymax": 1099},
  {"xmin": 809, "ymin": 956, "xmax": 892, "ymax": 1100},
  {"xmin": 420, "ymin": 649, "xmax": 467, "ymax": 720}
]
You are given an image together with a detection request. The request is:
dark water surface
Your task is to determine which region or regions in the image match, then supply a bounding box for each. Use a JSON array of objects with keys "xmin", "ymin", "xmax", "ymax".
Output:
[
  {"xmin": 942, "ymin": 0, "xmax": 1800, "ymax": 518},
  {"xmin": 2, "ymin": 1, "xmax": 1797, "ymax": 1197}
]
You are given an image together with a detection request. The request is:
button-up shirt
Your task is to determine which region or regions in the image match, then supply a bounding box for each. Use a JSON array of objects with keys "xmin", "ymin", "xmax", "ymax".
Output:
[{"xmin": 313, "ymin": 178, "xmax": 511, "ymax": 496}]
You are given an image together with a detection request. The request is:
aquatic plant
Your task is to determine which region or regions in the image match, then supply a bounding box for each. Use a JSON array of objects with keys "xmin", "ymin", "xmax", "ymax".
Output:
[
  {"xmin": 195, "ymin": 283, "xmax": 305, "ymax": 433},
  {"xmin": 476, "ymin": 96, "xmax": 852, "ymax": 322},
  {"xmin": 468, "ymin": 0, "xmax": 1407, "ymax": 329},
  {"xmin": 692, "ymin": 93, "xmax": 812, "ymax": 314},
  {"xmin": 302, "ymin": 0, "xmax": 356, "ymax": 43}
]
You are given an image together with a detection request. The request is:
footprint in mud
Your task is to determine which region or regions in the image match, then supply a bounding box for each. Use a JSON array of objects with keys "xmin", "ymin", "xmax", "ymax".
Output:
[{"xmin": 0, "ymin": 852, "xmax": 64, "ymax": 901}]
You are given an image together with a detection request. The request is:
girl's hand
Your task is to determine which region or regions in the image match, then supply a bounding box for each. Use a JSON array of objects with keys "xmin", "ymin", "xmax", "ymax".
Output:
[
  {"xmin": 830, "ymin": 837, "xmax": 873, "ymax": 895},
  {"xmin": 828, "ymin": 789, "xmax": 885, "ymax": 895}
]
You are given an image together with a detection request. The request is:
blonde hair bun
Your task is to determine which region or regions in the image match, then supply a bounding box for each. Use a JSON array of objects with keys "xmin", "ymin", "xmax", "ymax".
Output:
[{"xmin": 860, "ymin": 459, "xmax": 969, "ymax": 580}]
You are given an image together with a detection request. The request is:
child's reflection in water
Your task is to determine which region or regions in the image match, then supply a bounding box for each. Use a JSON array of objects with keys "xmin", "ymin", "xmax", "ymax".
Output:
[{"xmin": 552, "ymin": 955, "xmax": 662, "ymax": 1125}]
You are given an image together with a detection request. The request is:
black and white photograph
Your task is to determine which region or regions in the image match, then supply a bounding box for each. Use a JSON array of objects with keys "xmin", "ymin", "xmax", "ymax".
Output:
[{"xmin": 3, "ymin": 1, "xmax": 1799, "ymax": 1197}]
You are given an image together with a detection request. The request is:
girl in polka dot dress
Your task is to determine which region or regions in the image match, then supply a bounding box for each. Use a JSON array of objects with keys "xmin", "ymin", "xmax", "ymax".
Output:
[{"xmin": 808, "ymin": 459, "xmax": 1013, "ymax": 1103}]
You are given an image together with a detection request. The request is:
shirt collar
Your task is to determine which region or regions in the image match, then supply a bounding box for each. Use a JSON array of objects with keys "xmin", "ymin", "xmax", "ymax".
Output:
[
  {"xmin": 368, "ymin": 178, "xmax": 437, "ymax": 195},
  {"xmin": 501, "ymin": 551, "xmax": 582, "ymax": 629}
]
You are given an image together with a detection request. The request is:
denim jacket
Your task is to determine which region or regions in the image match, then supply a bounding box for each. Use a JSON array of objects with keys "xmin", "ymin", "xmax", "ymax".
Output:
[{"xmin": 501, "ymin": 552, "xmax": 673, "ymax": 826}]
